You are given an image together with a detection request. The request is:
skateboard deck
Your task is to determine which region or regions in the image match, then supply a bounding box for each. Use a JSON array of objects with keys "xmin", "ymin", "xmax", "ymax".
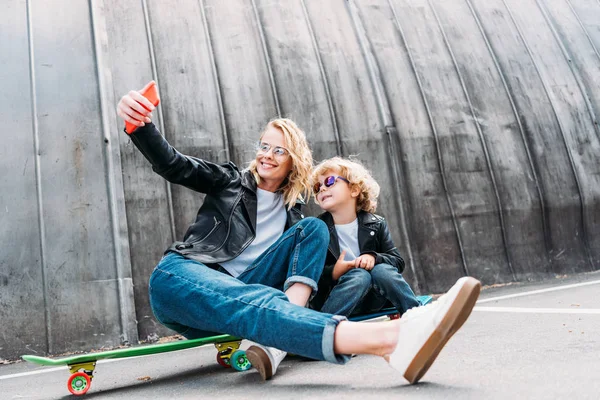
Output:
[
  {"xmin": 22, "ymin": 295, "xmax": 432, "ymax": 395},
  {"xmin": 22, "ymin": 334, "xmax": 247, "ymax": 395}
]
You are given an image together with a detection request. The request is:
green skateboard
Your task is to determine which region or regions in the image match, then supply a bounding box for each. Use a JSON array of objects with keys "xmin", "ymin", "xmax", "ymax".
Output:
[
  {"xmin": 22, "ymin": 295, "xmax": 432, "ymax": 395},
  {"xmin": 22, "ymin": 334, "xmax": 250, "ymax": 395}
]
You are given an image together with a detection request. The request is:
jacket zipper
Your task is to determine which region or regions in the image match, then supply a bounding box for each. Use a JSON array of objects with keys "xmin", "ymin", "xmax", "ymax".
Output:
[
  {"xmin": 193, "ymin": 216, "xmax": 222, "ymax": 245},
  {"xmin": 206, "ymin": 191, "xmax": 244, "ymax": 254}
]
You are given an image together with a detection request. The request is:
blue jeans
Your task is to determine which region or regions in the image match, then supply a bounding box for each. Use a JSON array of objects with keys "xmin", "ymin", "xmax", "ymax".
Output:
[
  {"xmin": 322, "ymin": 263, "xmax": 421, "ymax": 316},
  {"xmin": 148, "ymin": 217, "xmax": 350, "ymax": 364},
  {"xmin": 320, "ymin": 268, "xmax": 372, "ymax": 315}
]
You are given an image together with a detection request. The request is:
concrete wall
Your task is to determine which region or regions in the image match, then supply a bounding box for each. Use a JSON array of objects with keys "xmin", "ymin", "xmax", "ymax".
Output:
[{"xmin": 1, "ymin": 0, "xmax": 599, "ymax": 359}]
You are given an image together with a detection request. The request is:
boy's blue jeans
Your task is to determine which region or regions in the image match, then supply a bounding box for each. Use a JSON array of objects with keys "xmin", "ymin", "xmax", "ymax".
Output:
[
  {"xmin": 320, "ymin": 263, "xmax": 421, "ymax": 316},
  {"xmin": 148, "ymin": 217, "xmax": 350, "ymax": 364}
]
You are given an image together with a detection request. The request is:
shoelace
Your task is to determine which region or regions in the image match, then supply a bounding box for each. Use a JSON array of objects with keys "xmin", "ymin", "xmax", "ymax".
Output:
[
  {"xmin": 401, "ymin": 300, "xmax": 437, "ymax": 321},
  {"xmin": 402, "ymin": 283, "xmax": 461, "ymax": 321}
]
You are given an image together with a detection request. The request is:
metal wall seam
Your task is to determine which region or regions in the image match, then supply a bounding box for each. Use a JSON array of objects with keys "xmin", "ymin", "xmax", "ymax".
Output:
[
  {"xmin": 199, "ymin": 0, "xmax": 231, "ymax": 162},
  {"xmin": 26, "ymin": 0, "xmax": 51, "ymax": 354},
  {"xmin": 537, "ymin": 0, "xmax": 600, "ymax": 141},
  {"xmin": 346, "ymin": 0, "xmax": 422, "ymax": 292},
  {"xmin": 251, "ymin": 0, "xmax": 281, "ymax": 117},
  {"xmin": 465, "ymin": 0, "xmax": 552, "ymax": 267},
  {"xmin": 299, "ymin": 0, "xmax": 343, "ymax": 156},
  {"xmin": 502, "ymin": 0, "xmax": 595, "ymax": 271},
  {"xmin": 387, "ymin": 0, "xmax": 470, "ymax": 277},
  {"xmin": 565, "ymin": 0, "xmax": 600, "ymax": 64},
  {"xmin": 429, "ymin": 0, "xmax": 515, "ymax": 281},
  {"xmin": 141, "ymin": 0, "xmax": 177, "ymax": 242},
  {"xmin": 89, "ymin": 0, "xmax": 138, "ymax": 345}
]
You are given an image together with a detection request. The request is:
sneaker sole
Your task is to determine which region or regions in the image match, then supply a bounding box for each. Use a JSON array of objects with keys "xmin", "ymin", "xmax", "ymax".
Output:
[
  {"xmin": 404, "ymin": 277, "xmax": 481, "ymax": 384},
  {"xmin": 246, "ymin": 346, "xmax": 273, "ymax": 381}
]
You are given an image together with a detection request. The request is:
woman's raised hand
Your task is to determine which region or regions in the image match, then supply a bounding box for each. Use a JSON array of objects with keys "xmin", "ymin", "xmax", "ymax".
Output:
[{"xmin": 116, "ymin": 81, "xmax": 158, "ymax": 128}]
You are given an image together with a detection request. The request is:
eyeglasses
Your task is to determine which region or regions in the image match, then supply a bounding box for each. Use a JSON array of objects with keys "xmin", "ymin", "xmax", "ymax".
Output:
[
  {"xmin": 313, "ymin": 175, "xmax": 350, "ymax": 194},
  {"xmin": 256, "ymin": 142, "xmax": 290, "ymax": 158}
]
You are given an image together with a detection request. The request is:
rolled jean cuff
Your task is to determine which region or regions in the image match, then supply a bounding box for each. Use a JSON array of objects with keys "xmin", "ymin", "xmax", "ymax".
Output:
[
  {"xmin": 283, "ymin": 275, "xmax": 318, "ymax": 297},
  {"xmin": 321, "ymin": 315, "xmax": 351, "ymax": 365}
]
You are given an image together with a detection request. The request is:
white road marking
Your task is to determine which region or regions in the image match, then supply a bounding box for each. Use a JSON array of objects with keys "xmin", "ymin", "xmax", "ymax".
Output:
[
  {"xmin": 477, "ymin": 279, "xmax": 600, "ymax": 304},
  {"xmin": 0, "ymin": 347, "xmax": 202, "ymax": 381},
  {"xmin": 474, "ymin": 306, "xmax": 600, "ymax": 314},
  {"xmin": 0, "ymin": 356, "xmax": 135, "ymax": 380},
  {"xmin": 0, "ymin": 366, "xmax": 64, "ymax": 380}
]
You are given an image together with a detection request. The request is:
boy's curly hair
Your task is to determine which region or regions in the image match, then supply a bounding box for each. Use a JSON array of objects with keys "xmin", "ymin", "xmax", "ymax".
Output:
[{"xmin": 311, "ymin": 157, "xmax": 380, "ymax": 213}]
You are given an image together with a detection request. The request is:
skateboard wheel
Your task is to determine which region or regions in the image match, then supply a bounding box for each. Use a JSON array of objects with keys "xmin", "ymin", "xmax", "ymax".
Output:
[
  {"xmin": 216, "ymin": 353, "xmax": 232, "ymax": 368},
  {"xmin": 389, "ymin": 313, "xmax": 400, "ymax": 320},
  {"xmin": 230, "ymin": 350, "xmax": 252, "ymax": 372},
  {"xmin": 67, "ymin": 372, "xmax": 91, "ymax": 395}
]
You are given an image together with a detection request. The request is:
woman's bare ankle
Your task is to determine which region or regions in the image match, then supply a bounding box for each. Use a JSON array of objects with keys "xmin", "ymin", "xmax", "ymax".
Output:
[{"xmin": 375, "ymin": 320, "xmax": 400, "ymax": 358}]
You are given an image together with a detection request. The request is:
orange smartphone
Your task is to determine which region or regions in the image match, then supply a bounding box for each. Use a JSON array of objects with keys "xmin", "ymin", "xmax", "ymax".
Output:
[{"xmin": 124, "ymin": 81, "xmax": 160, "ymax": 134}]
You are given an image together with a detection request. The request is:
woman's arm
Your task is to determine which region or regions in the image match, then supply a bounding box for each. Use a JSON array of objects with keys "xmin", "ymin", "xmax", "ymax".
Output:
[
  {"xmin": 129, "ymin": 123, "xmax": 235, "ymax": 194},
  {"xmin": 117, "ymin": 87, "xmax": 234, "ymax": 194}
]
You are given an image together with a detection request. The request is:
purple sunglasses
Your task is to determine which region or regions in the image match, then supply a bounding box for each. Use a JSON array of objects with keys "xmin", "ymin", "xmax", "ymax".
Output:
[{"xmin": 313, "ymin": 175, "xmax": 350, "ymax": 194}]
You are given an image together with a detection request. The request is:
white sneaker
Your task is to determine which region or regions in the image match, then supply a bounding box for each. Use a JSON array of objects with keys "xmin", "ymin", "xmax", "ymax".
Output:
[
  {"xmin": 245, "ymin": 344, "xmax": 287, "ymax": 380},
  {"xmin": 388, "ymin": 276, "xmax": 481, "ymax": 384}
]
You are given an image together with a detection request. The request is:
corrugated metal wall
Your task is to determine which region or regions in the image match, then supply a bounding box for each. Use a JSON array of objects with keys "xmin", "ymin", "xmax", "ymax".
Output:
[{"xmin": 1, "ymin": 0, "xmax": 599, "ymax": 359}]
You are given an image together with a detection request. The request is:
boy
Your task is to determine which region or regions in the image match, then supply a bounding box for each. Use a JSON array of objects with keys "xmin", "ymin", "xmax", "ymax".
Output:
[{"xmin": 310, "ymin": 157, "xmax": 421, "ymax": 317}]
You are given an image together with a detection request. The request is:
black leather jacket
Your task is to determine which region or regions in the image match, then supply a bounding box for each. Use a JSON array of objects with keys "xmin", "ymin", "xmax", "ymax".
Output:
[
  {"xmin": 310, "ymin": 210, "xmax": 405, "ymax": 310},
  {"xmin": 129, "ymin": 123, "xmax": 305, "ymax": 264}
]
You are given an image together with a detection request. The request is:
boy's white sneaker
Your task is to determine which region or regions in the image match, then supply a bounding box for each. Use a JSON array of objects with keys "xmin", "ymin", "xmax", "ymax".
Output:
[
  {"xmin": 246, "ymin": 344, "xmax": 287, "ymax": 380},
  {"xmin": 388, "ymin": 276, "xmax": 481, "ymax": 384}
]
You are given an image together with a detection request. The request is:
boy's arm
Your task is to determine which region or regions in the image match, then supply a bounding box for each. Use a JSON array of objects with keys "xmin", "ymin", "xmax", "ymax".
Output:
[
  {"xmin": 363, "ymin": 219, "xmax": 405, "ymax": 273},
  {"xmin": 321, "ymin": 250, "xmax": 355, "ymax": 283},
  {"xmin": 129, "ymin": 123, "xmax": 234, "ymax": 194}
]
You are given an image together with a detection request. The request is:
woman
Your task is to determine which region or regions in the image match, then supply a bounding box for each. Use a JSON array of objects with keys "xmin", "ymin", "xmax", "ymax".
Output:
[{"xmin": 117, "ymin": 83, "xmax": 481, "ymax": 384}]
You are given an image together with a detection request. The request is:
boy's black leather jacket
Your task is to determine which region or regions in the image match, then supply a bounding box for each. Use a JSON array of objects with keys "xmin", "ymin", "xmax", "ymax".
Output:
[
  {"xmin": 310, "ymin": 210, "xmax": 405, "ymax": 310},
  {"xmin": 129, "ymin": 123, "xmax": 305, "ymax": 264}
]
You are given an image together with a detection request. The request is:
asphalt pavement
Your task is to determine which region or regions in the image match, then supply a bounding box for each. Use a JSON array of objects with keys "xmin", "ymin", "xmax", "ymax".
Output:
[{"xmin": 1, "ymin": 271, "xmax": 599, "ymax": 399}]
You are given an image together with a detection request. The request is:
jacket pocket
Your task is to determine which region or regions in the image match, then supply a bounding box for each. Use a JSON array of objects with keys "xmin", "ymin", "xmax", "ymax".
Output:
[{"xmin": 195, "ymin": 216, "xmax": 222, "ymax": 244}]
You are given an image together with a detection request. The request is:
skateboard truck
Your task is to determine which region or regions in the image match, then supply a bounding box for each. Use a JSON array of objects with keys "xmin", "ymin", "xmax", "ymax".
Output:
[
  {"xmin": 67, "ymin": 362, "xmax": 96, "ymax": 395},
  {"xmin": 214, "ymin": 340, "xmax": 240, "ymax": 367}
]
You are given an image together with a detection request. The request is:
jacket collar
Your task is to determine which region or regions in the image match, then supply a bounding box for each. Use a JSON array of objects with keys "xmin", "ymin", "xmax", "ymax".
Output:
[
  {"xmin": 321, "ymin": 210, "xmax": 380, "ymax": 259},
  {"xmin": 241, "ymin": 169, "xmax": 305, "ymax": 231},
  {"xmin": 241, "ymin": 169, "xmax": 258, "ymax": 192},
  {"xmin": 240, "ymin": 169, "xmax": 305, "ymax": 202},
  {"xmin": 321, "ymin": 210, "xmax": 379, "ymax": 228},
  {"xmin": 357, "ymin": 210, "xmax": 381, "ymax": 226}
]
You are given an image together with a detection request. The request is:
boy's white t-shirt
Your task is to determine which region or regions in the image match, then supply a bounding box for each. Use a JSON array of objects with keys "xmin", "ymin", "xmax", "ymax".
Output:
[
  {"xmin": 335, "ymin": 218, "xmax": 360, "ymax": 261},
  {"xmin": 220, "ymin": 188, "xmax": 287, "ymax": 277}
]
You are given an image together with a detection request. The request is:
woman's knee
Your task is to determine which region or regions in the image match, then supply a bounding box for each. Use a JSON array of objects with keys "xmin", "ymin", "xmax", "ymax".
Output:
[{"xmin": 297, "ymin": 217, "xmax": 329, "ymax": 241}]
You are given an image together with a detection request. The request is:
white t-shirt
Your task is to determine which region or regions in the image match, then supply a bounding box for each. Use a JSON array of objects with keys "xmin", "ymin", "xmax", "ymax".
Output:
[
  {"xmin": 220, "ymin": 188, "xmax": 287, "ymax": 277},
  {"xmin": 335, "ymin": 218, "xmax": 360, "ymax": 261}
]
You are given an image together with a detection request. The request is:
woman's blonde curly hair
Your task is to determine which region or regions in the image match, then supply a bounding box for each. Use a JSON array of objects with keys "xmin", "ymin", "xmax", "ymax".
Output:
[
  {"xmin": 248, "ymin": 118, "xmax": 313, "ymax": 209},
  {"xmin": 312, "ymin": 157, "xmax": 380, "ymax": 213}
]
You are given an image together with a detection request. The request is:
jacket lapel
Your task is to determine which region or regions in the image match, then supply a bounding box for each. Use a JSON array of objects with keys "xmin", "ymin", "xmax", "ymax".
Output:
[
  {"xmin": 321, "ymin": 212, "xmax": 341, "ymax": 259},
  {"xmin": 241, "ymin": 170, "xmax": 257, "ymax": 233},
  {"xmin": 357, "ymin": 211, "xmax": 379, "ymax": 252}
]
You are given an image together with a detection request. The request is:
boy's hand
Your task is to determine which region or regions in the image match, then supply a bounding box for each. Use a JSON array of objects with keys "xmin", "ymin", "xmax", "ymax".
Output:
[
  {"xmin": 332, "ymin": 250, "xmax": 355, "ymax": 280},
  {"xmin": 116, "ymin": 81, "xmax": 158, "ymax": 128},
  {"xmin": 355, "ymin": 254, "xmax": 375, "ymax": 270}
]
